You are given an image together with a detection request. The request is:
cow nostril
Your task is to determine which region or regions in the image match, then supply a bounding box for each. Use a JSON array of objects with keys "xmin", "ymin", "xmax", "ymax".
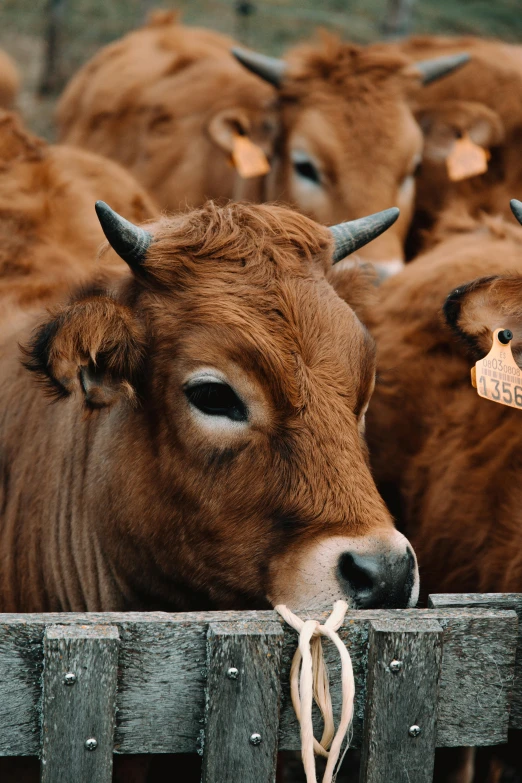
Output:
[
  {"xmin": 338, "ymin": 548, "xmax": 415, "ymax": 609},
  {"xmin": 338, "ymin": 552, "xmax": 377, "ymax": 595}
]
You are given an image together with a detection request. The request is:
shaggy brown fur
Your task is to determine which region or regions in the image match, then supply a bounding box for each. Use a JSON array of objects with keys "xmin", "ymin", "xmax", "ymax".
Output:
[
  {"xmin": 57, "ymin": 19, "xmax": 463, "ymax": 269},
  {"xmin": 57, "ymin": 13, "xmax": 276, "ymax": 211},
  {"xmin": 0, "ymin": 110, "xmax": 157, "ymax": 328},
  {"xmin": 0, "ymin": 49, "xmax": 20, "ymax": 109},
  {"xmin": 1, "ymin": 200, "xmax": 414, "ymax": 616},
  {"xmin": 398, "ymin": 36, "xmax": 522, "ymax": 250},
  {"xmin": 366, "ymin": 207, "xmax": 522, "ymax": 597},
  {"xmin": 365, "ymin": 210, "xmax": 522, "ymax": 783}
]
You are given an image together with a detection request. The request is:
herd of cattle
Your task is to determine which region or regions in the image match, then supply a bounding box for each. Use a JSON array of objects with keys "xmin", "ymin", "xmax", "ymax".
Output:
[{"xmin": 1, "ymin": 8, "xmax": 522, "ymax": 781}]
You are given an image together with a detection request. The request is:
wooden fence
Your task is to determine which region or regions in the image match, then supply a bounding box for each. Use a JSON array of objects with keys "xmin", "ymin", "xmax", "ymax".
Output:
[{"xmin": 1, "ymin": 593, "xmax": 521, "ymax": 782}]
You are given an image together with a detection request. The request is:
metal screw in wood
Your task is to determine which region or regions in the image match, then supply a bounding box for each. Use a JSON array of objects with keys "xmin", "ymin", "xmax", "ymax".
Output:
[
  {"xmin": 84, "ymin": 738, "xmax": 98, "ymax": 751},
  {"xmin": 249, "ymin": 733, "xmax": 262, "ymax": 745},
  {"xmin": 389, "ymin": 660, "xmax": 403, "ymax": 673},
  {"xmin": 408, "ymin": 725, "xmax": 421, "ymax": 738},
  {"xmin": 227, "ymin": 667, "xmax": 239, "ymax": 680},
  {"xmin": 63, "ymin": 672, "xmax": 76, "ymax": 686}
]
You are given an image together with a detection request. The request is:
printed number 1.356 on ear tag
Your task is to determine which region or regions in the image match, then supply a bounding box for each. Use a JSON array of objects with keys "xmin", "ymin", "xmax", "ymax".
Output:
[{"xmin": 471, "ymin": 328, "xmax": 522, "ymax": 409}]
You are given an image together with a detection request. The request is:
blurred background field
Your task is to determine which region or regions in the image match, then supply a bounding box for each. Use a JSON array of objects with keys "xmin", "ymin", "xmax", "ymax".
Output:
[{"xmin": 1, "ymin": 0, "xmax": 522, "ymax": 140}]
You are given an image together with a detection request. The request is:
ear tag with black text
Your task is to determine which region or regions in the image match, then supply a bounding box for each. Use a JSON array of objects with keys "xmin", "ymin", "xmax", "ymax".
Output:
[
  {"xmin": 471, "ymin": 328, "xmax": 522, "ymax": 409},
  {"xmin": 231, "ymin": 133, "xmax": 270, "ymax": 179},
  {"xmin": 447, "ymin": 132, "xmax": 490, "ymax": 181}
]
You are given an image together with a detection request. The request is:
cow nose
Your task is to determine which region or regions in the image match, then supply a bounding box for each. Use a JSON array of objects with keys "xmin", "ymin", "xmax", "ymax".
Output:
[{"xmin": 338, "ymin": 547, "xmax": 416, "ymax": 609}]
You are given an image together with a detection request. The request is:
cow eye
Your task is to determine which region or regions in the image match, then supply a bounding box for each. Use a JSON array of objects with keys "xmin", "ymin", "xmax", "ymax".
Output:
[
  {"xmin": 185, "ymin": 382, "xmax": 248, "ymax": 422},
  {"xmin": 294, "ymin": 159, "xmax": 321, "ymax": 184},
  {"xmin": 291, "ymin": 151, "xmax": 321, "ymax": 185}
]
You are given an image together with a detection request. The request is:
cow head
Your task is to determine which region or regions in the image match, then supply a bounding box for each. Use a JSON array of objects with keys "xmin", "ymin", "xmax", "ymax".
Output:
[
  {"xmin": 24, "ymin": 201, "xmax": 418, "ymax": 611},
  {"xmin": 443, "ymin": 199, "xmax": 522, "ymax": 363},
  {"xmin": 409, "ymin": 99, "xmax": 505, "ymax": 246},
  {"xmin": 233, "ymin": 38, "xmax": 469, "ymax": 277}
]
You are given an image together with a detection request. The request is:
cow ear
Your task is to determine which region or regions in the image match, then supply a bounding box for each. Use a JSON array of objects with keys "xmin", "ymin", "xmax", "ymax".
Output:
[
  {"xmin": 417, "ymin": 100, "xmax": 504, "ymax": 164},
  {"xmin": 443, "ymin": 275, "xmax": 522, "ymax": 362},
  {"xmin": 22, "ymin": 290, "xmax": 147, "ymax": 410},
  {"xmin": 208, "ymin": 108, "xmax": 252, "ymax": 155}
]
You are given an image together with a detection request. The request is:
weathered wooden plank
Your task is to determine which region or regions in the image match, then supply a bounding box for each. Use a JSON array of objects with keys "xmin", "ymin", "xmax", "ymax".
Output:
[
  {"xmin": 279, "ymin": 607, "xmax": 517, "ymax": 749},
  {"xmin": 0, "ymin": 622, "xmax": 42, "ymax": 755},
  {"xmin": 432, "ymin": 608, "xmax": 517, "ymax": 747},
  {"xmin": 359, "ymin": 618, "xmax": 442, "ymax": 783},
  {"xmin": 41, "ymin": 625, "xmax": 119, "ymax": 783},
  {"xmin": 0, "ymin": 608, "xmax": 516, "ymax": 755},
  {"xmin": 430, "ymin": 593, "xmax": 522, "ymax": 730},
  {"xmin": 201, "ymin": 620, "xmax": 283, "ymax": 783}
]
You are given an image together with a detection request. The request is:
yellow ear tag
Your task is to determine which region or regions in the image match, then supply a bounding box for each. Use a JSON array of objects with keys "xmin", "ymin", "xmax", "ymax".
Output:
[
  {"xmin": 472, "ymin": 328, "xmax": 522, "ymax": 409},
  {"xmin": 231, "ymin": 133, "xmax": 270, "ymax": 179},
  {"xmin": 447, "ymin": 133, "xmax": 490, "ymax": 182}
]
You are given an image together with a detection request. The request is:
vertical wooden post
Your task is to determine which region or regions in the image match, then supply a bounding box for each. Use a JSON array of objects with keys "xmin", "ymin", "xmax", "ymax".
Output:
[
  {"xmin": 41, "ymin": 624, "xmax": 119, "ymax": 783},
  {"xmin": 201, "ymin": 620, "xmax": 283, "ymax": 783},
  {"xmin": 39, "ymin": 0, "xmax": 67, "ymax": 95},
  {"xmin": 382, "ymin": 0, "xmax": 415, "ymax": 39},
  {"xmin": 234, "ymin": 2, "xmax": 257, "ymax": 47},
  {"xmin": 359, "ymin": 617, "xmax": 443, "ymax": 783}
]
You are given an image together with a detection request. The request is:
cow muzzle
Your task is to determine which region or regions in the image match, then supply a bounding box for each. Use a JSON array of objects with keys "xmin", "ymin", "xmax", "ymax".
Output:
[{"xmin": 268, "ymin": 530, "xmax": 419, "ymax": 611}]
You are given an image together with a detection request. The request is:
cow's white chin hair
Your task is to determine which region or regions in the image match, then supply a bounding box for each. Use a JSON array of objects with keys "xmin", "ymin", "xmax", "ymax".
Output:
[
  {"xmin": 334, "ymin": 257, "xmax": 405, "ymax": 281},
  {"xmin": 267, "ymin": 531, "xmax": 419, "ymax": 613},
  {"xmin": 373, "ymin": 259, "xmax": 406, "ymax": 279}
]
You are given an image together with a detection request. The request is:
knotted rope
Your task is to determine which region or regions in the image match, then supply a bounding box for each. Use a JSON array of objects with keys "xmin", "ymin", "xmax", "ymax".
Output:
[{"xmin": 275, "ymin": 601, "xmax": 355, "ymax": 783}]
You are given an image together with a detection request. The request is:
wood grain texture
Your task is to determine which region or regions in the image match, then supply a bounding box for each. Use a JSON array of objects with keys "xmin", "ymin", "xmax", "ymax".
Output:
[
  {"xmin": 201, "ymin": 620, "xmax": 283, "ymax": 783},
  {"xmin": 41, "ymin": 624, "xmax": 119, "ymax": 783},
  {"xmin": 430, "ymin": 593, "xmax": 522, "ymax": 730},
  {"xmin": 0, "ymin": 621, "xmax": 42, "ymax": 755},
  {"xmin": 359, "ymin": 618, "xmax": 443, "ymax": 783},
  {"xmin": 0, "ymin": 607, "xmax": 516, "ymax": 756}
]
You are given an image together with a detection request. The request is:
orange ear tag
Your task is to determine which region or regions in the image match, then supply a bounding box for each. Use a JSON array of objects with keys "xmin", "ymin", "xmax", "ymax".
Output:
[
  {"xmin": 447, "ymin": 133, "xmax": 490, "ymax": 182},
  {"xmin": 231, "ymin": 133, "xmax": 270, "ymax": 179},
  {"xmin": 472, "ymin": 328, "xmax": 522, "ymax": 409}
]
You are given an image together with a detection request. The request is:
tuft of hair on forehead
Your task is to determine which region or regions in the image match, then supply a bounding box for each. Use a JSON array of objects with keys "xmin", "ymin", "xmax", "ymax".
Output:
[
  {"xmin": 0, "ymin": 109, "xmax": 46, "ymax": 170},
  {"xmin": 138, "ymin": 200, "xmax": 334, "ymax": 287},
  {"xmin": 281, "ymin": 31, "xmax": 413, "ymax": 99}
]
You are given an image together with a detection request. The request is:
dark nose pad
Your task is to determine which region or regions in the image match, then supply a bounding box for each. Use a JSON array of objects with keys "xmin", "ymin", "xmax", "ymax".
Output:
[{"xmin": 338, "ymin": 547, "xmax": 415, "ymax": 609}]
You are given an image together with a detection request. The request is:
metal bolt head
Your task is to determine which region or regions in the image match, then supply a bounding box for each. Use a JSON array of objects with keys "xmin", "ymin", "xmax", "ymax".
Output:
[
  {"xmin": 389, "ymin": 660, "xmax": 403, "ymax": 673},
  {"xmin": 249, "ymin": 733, "xmax": 262, "ymax": 746},
  {"xmin": 85, "ymin": 738, "xmax": 98, "ymax": 751},
  {"xmin": 63, "ymin": 672, "xmax": 76, "ymax": 686},
  {"xmin": 227, "ymin": 667, "xmax": 239, "ymax": 680},
  {"xmin": 408, "ymin": 725, "xmax": 421, "ymax": 738}
]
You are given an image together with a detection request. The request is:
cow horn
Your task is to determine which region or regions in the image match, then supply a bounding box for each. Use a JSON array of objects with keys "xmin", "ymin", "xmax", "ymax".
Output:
[
  {"xmin": 416, "ymin": 53, "xmax": 470, "ymax": 85},
  {"xmin": 232, "ymin": 47, "xmax": 287, "ymax": 88},
  {"xmin": 511, "ymin": 199, "xmax": 522, "ymax": 226},
  {"xmin": 330, "ymin": 208, "xmax": 400, "ymax": 264},
  {"xmin": 95, "ymin": 201, "xmax": 152, "ymax": 268}
]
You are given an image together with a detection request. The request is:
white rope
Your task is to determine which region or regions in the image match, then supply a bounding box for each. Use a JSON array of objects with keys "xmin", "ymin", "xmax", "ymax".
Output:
[{"xmin": 275, "ymin": 600, "xmax": 355, "ymax": 783}]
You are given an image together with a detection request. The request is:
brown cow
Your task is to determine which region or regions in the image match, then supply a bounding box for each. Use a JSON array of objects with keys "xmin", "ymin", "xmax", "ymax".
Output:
[
  {"xmin": 56, "ymin": 12, "xmax": 277, "ymax": 210},
  {"xmin": 366, "ymin": 201, "xmax": 522, "ymax": 599},
  {"xmin": 0, "ymin": 200, "xmax": 418, "ymax": 614},
  {"xmin": 233, "ymin": 37, "xmax": 467, "ymax": 275},
  {"xmin": 398, "ymin": 36, "xmax": 522, "ymax": 251},
  {"xmin": 0, "ymin": 48, "xmax": 19, "ymax": 108},
  {"xmin": 0, "ymin": 110, "xmax": 157, "ymax": 332},
  {"xmin": 56, "ymin": 14, "xmax": 467, "ymax": 275},
  {"xmin": 365, "ymin": 200, "xmax": 522, "ymax": 783}
]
